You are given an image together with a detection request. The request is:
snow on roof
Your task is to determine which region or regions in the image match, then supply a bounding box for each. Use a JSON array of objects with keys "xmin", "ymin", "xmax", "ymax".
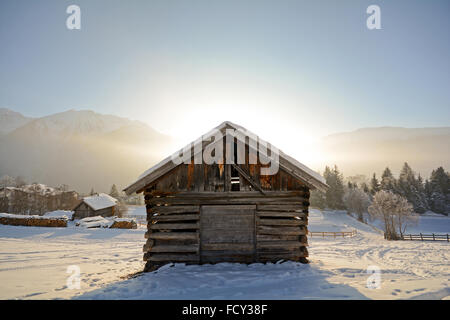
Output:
[
  {"xmin": 82, "ymin": 193, "xmax": 117, "ymax": 211},
  {"xmin": 124, "ymin": 121, "xmax": 328, "ymax": 194}
]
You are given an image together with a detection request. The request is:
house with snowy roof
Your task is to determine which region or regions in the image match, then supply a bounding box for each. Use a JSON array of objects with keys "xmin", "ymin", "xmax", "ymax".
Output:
[{"xmin": 72, "ymin": 193, "xmax": 118, "ymax": 220}]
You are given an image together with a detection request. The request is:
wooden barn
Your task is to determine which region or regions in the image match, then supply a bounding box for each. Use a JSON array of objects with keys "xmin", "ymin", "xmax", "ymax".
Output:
[
  {"xmin": 72, "ymin": 193, "xmax": 117, "ymax": 220},
  {"xmin": 124, "ymin": 121, "xmax": 328, "ymax": 271}
]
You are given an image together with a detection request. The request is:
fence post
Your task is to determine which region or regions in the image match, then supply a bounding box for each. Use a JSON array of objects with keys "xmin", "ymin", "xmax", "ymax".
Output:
[
  {"xmin": 433, "ymin": 233, "xmax": 435, "ymax": 241},
  {"xmin": 420, "ymin": 233, "xmax": 423, "ymax": 241},
  {"xmin": 410, "ymin": 234, "xmax": 412, "ymax": 240},
  {"xmin": 447, "ymin": 234, "xmax": 449, "ymax": 242}
]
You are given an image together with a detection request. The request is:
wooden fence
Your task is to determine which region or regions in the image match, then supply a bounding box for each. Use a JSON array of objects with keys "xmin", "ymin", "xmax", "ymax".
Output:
[
  {"xmin": 308, "ymin": 230, "xmax": 357, "ymax": 238},
  {"xmin": 400, "ymin": 233, "xmax": 449, "ymax": 242}
]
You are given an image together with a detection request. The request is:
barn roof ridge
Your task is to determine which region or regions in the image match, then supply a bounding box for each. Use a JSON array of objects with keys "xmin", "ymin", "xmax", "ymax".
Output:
[{"xmin": 124, "ymin": 121, "xmax": 328, "ymax": 194}]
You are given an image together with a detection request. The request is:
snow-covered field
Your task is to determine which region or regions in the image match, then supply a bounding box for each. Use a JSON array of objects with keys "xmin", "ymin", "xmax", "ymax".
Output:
[
  {"xmin": 0, "ymin": 222, "xmax": 146, "ymax": 299},
  {"xmin": 0, "ymin": 209, "xmax": 448, "ymax": 299}
]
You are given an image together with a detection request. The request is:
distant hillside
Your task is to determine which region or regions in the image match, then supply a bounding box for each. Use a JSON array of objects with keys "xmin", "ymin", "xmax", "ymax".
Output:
[
  {"xmin": 0, "ymin": 109, "xmax": 175, "ymax": 193},
  {"xmin": 0, "ymin": 108, "xmax": 32, "ymax": 134},
  {"xmin": 317, "ymin": 127, "xmax": 450, "ymax": 178}
]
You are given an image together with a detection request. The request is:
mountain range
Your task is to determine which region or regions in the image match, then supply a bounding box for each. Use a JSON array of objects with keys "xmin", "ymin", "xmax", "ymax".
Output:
[
  {"xmin": 317, "ymin": 126, "xmax": 450, "ymax": 180},
  {"xmin": 0, "ymin": 108, "xmax": 175, "ymax": 193},
  {"xmin": 0, "ymin": 108, "xmax": 448, "ymax": 192}
]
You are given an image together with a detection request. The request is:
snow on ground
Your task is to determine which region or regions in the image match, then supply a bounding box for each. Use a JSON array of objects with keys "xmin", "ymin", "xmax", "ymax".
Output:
[
  {"xmin": 125, "ymin": 206, "xmax": 146, "ymax": 216},
  {"xmin": 0, "ymin": 223, "xmax": 146, "ymax": 299},
  {"xmin": 77, "ymin": 209, "xmax": 449, "ymax": 300},
  {"xmin": 125, "ymin": 205, "xmax": 147, "ymax": 225},
  {"xmin": 0, "ymin": 209, "xmax": 448, "ymax": 300},
  {"xmin": 307, "ymin": 210, "xmax": 450, "ymax": 300}
]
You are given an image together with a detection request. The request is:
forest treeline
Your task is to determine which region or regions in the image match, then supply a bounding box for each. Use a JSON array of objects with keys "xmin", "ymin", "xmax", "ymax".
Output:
[{"xmin": 311, "ymin": 163, "xmax": 450, "ymax": 215}]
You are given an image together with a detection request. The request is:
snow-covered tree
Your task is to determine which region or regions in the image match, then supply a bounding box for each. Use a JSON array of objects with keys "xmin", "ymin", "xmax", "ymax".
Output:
[
  {"xmin": 380, "ymin": 167, "xmax": 396, "ymax": 193},
  {"xmin": 427, "ymin": 167, "xmax": 450, "ymax": 214},
  {"xmin": 368, "ymin": 190, "xmax": 416, "ymax": 240},
  {"xmin": 310, "ymin": 189, "xmax": 326, "ymax": 209},
  {"xmin": 109, "ymin": 184, "xmax": 120, "ymax": 199},
  {"xmin": 343, "ymin": 187, "xmax": 371, "ymax": 222},
  {"xmin": 396, "ymin": 163, "xmax": 428, "ymax": 213},
  {"xmin": 361, "ymin": 182, "xmax": 370, "ymax": 194}
]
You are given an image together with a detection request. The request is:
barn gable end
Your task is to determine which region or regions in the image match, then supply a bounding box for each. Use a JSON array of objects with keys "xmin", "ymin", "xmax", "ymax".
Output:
[{"xmin": 125, "ymin": 121, "xmax": 328, "ymax": 271}]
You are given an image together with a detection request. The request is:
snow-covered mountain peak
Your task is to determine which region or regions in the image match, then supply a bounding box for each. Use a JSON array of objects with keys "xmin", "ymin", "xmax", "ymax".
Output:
[{"xmin": 13, "ymin": 109, "xmax": 144, "ymax": 138}]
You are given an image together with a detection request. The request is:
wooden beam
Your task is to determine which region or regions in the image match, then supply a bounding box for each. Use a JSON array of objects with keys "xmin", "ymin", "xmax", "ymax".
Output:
[
  {"xmin": 144, "ymin": 191, "xmax": 308, "ymax": 198},
  {"xmin": 150, "ymin": 214, "xmax": 199, "ymax": 222},
  {"xmin": 148, "ymin": 232, "xmax": 198, "ymax": 240},
  {"xmin": 147, "ymin": 196, "xmax": 308, "ymax": 206},
  {"xmin": 150, "ymin": 205, "xmax": 200, "ymax": 214},
  {"xmin": 257, "ymin": 211, "xmax": 306, "ymax": 218},
  {"xmin": 258, "ymin": 226, "xmax": 306, "ymax": 235},
  {"xmin": 258, "ymin": 218, "xmax": 305, "ymax": 226},
  {"xmin": 149, "ymin": 245, "xmax": 199, "ymax": 253},
  {"xmin": 257, "ymin": 204, "xmax": 306, "ymax": 212},
  {"xmin": 146, "ymin": 254, "xmax": 200, "ymax": 262},
  {"xmin": 231, "ymin": 164, "xmax": 265, "ymax": 195},
  {"xmin": 150, "ymin": 222, "xmax": 199, "ymax": 230},
  {"xmin": 257, "ymin": 241, "xmax": 306, "ymax": 249}
]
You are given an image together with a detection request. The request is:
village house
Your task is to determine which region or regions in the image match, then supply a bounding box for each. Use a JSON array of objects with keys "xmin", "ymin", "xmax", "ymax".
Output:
[
  {"xmin": 124, "ymin": 121, "xmax": 328, "ymax": 271},
  {"xmin": 72, "ymin": 193, "xmax": 118, "ymax": 220},
  {"xmin": 0, "ymin": 184, "xmax": 79, "ymax": 215}
]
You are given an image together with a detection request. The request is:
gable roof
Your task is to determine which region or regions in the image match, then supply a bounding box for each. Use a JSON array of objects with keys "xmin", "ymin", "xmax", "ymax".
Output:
[
  {"xmin": 75, "ymin": 193, "xmax": 117, "ymax": 211},
  {"xmin": 124, "ymin": 121, "xmax": 328, "ymax": 194}
]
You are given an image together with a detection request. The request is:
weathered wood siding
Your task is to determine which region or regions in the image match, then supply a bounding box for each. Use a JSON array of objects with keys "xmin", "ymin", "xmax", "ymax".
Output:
[
  {"xmin": 200, "ymin": 205, "xmax": 256, "ymax": 263},
  {"xmin": 73, "ymin": 202, "xmax": 115, "ymax": 220},
  {"xmin": 143, "ymin": 190, "xmax": 309, "ymax": 270},
  {"xmin": 141, "ymin": 134, "xmax": 311, "ymax": 271},
  {"xmin": 147, "ymin": 163, "xmax": 306, "ymax": 193}
]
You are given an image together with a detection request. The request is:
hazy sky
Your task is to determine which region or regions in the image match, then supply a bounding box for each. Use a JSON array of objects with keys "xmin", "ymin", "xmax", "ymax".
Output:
[{"xmin": 1, "ymin": 0, "xmax": 449, "ymax": 158}]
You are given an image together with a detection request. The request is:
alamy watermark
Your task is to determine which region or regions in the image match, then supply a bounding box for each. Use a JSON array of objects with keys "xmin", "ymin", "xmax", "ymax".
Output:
[
  {"xmin": 66, "ymin": 265, "xmax": 81, "ymax": 290},
  {"xmin": 170, "ymin": 128, "xmax": 280, "ymax": 175},
  {"xmin": 66, "ymin": 5, "xmax": 81, "ymax": 30},
  {"xmin": 367, "ymin": 5, "xmax": 381, "ymax": 30}
]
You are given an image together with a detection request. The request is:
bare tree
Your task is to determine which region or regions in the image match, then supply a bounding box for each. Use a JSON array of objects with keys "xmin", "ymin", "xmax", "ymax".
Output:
[
  {"xmin": 343, "ymin": 188, "xmax": 371, "ymax": 222},
  {"xmin": 368, "ymin": 190, "xmax": 417, "ymax": 240}
]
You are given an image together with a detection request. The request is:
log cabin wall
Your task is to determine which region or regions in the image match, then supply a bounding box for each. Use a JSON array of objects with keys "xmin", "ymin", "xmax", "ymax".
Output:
[{"xmin": 142, "ymin": 160, "xmax": 310, "ymax": 271}]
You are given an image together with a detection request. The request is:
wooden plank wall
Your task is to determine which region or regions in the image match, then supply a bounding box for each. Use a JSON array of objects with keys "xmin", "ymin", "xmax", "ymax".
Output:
[{"xmin": 142, "ymin": 190, "xmax": 310, "ymax": 271}]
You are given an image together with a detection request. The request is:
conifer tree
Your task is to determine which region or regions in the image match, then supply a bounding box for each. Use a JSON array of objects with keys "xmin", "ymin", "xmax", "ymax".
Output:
[
  {"xmin": 380, "ymin": 167, "xmax": 396, "ymax": 193},
  {"xmin": 370, "ymin": 173, "xmax": 380, "ymax": 195},
  {"xmin": 109, "ymin": 184, "xmax": 120, "ymax": 199},
  {"xmin": 323, "ymin": 165, "xmax": 345, "ymax": 210},
  {"xmin": 428, "ymin": 167, "xmax": 450, "ymax": 214}
]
